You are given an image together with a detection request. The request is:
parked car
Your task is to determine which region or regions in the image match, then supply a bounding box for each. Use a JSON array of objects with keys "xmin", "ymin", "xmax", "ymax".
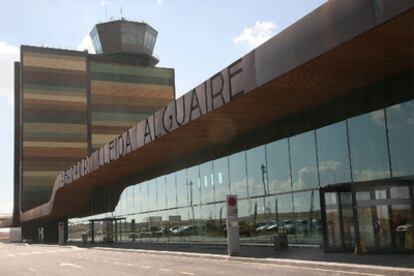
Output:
[
  {"xmin": 279, "ymin": 220, "xmax": 296, "ymax": 234},
  {"xmin": 173, "ymin": 225, "xmax": 194, "ymax": 236},
  {"xmin": 396, "ymin": 224, "xmax": 412, "ymax": 232}
]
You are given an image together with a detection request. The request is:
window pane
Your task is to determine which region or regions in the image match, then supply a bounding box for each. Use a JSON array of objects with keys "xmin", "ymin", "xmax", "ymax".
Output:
[
  {"xmin": 141, "ymin": 181, "xmax": 149, "ymax": 212},
  {"xmin": 127, "ymin": 186, "xmax": 134, "ymax": 214},
  {"xmin": 266, "ymin": 139, "xmax": 291, "ymax": 194},
  {"xmin": 246, "ymin": 145, "xmax": 267, "ymax": 197},
  {"xmin": 250, "ymin": 197, "xmax": 270, "ymax": 238},
  {"xmin": 213, "ymin": 156, "xmax": 229, "ymax": 202},
  {"xmin": 148, "ymin": 179, "xmax": 157, "ymax": 211},
  {"xmin": 269, "ymin": 194, "xmax": 295, "ymax": 243},
  {"xmin": 214, "ymin": 203, "xmax": 227, "ymax": 239},
  {"xmin": 237, "ymin": 199, "xmax": 250, "ymax": 238},
  {"xmin": 229, "ymin": 151, "xmax": 248, "ymax": 199},
  {"xmin": 176, "ymin": 170, "xmax": 188, "ymax": 207},
  {"xmin": 316, "ymin": 121, "xmax": 351, "ymax": 186},
  {"xmin": 348, "ymin": 110, "xmax": 390, "ymax": 181},
  {"xmin": 290, "ymin": 131, "xmax": 319, "ymax": 191},
  {"xmin": 292, "ymin": 190, "xmax": 322, "ymax": 244},
  {"xmin": 386, "ymin": 100, "xmax": 414, "ymax": 177},
  {"xmin": 156, "ymin": 176, "xmax": 166, "ymax": 210},
  {"xmin": 134, "ymin": 183, "xmax": 141, "ymax": 213},
  {"xmin": 200, "ymin": 161, "xmax": 214, "ymax": 204},
  {"xmin": 166, "ymin": 172, "xmax": 176, "ymax": 208},
  {"xmin": 187, "ymin": 165, "xmax": 200, "ymax": 206}
]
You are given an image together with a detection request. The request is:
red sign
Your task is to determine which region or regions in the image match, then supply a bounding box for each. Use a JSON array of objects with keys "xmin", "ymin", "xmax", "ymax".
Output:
[{"xmin": 228, "ymin": 196, "xmax": 237, "ymax": 207}]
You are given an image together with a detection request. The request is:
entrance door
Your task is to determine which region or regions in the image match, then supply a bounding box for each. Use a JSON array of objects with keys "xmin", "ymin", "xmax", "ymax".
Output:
[
  {"xmin": 321, "ymin": 186, "xmax": 356, "ymax": 252},
  {"xmin": 355, "ymin": 183, "xmax": 414, "ymax": 253},
  {"xmin": 322, "ymin": 180, "xmax": 414, "ymax": 254}
]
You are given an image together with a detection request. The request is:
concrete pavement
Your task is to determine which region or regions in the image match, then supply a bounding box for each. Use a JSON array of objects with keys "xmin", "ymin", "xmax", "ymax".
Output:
[{"xmin": 1, "ymin": 242, "xmax": 413, "ymax": 275}]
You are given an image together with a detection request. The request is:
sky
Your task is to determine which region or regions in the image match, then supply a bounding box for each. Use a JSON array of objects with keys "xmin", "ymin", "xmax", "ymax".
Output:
[{"xmin": 0, "ymin": 0, "xmax": 326, "ymax": 214}]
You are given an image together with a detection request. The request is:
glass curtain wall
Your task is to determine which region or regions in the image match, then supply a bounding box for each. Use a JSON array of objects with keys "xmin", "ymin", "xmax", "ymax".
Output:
[{"xmin": 69, "ymin": 99, "xmax": 414, "ymax": 245}]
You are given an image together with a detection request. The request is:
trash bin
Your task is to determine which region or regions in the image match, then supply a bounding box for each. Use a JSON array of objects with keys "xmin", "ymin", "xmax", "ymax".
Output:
[
  {"xmin": 82, "ymin": 234, "xmax": 88, "ymax": 243},
  {"xmin": 273, "ymin": 233, "xmax": 288, "ymax": 250}
]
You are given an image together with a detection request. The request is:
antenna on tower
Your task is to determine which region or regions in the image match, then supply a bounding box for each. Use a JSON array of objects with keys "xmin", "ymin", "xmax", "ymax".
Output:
[{"xmin": 120, "ymin": 7, "xmax": 123, "ymax": 19}]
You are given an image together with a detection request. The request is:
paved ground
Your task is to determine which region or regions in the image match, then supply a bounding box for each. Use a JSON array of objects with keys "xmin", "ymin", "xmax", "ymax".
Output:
[
  {"xmin": 0, "ymin": 242, "xmax": 408, "ymax": 276},
  {"xmin": 74, "ymin": 241, "xmax": 414, "ymax": 269},
  {"xmin": 1, "ymin": 242, "xmax": 414, "ymax": 275}
]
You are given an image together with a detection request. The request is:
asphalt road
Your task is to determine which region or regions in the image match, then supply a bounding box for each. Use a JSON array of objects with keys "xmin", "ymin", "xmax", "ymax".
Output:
[{"xmin": 0, "ymin": 242, "xmax": 397, "ymax": 276}]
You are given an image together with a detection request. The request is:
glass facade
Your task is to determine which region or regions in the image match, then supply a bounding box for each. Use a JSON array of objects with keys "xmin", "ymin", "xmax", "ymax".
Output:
[{"xmin": 69, "ymin": 99, "xmax": 414, "ymax": 246}]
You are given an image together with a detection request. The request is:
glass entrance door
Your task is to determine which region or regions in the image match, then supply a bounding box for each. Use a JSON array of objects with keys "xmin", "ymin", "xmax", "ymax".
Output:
[
  {"xmin": 321, "ymin": 186, "xmax": 356, "ymax": 252},
  {"xmin": 321, "ymin": 180, "xmax": 414, "ymax": 254},
  {"xmin": 355, "ymin": 184, "xmax": 414, "ymax": 253}
]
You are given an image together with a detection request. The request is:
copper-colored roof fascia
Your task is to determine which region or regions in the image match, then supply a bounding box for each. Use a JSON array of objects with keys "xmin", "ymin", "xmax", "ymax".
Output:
[{"xmin": 20, "ymin": 0, "xmax": 414, "ymax": 223}]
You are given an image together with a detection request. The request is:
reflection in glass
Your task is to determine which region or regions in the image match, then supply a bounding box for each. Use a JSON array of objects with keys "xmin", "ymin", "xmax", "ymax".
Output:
[
  {"xmin": 250, "ymin": 197, "xmax": 274, "ymax": 240},
  {"xmin": 213, "ymin": 157, "xmax": 229, "ymax": 202},
  {"xmin": 176, "ymin": 170, "xmax": 188, "ymax": 207},
  {"xmin": 266, "ymin": 139, "xmax": 291, "ymax": 194},
  {"xmin": 348, "ymin": 110, "xmax": 390, "ymax": 181},
  {"xmin": 127, "ymin": 186, "xmax": 135, "ymax": 215},
  {"xmin": 292, "ymin": 190, "xmax": 321, "ymax": 243},
  {"xmin": 340, "ymin": 192, "xmax": 355, "ymax": 248},
  {"xmin": 324, "ymin": 192, "xmax": 342, "ymax": 248},
  {"xmin": 246, "ymin": 146, "xmax": 267, "ymax": 197},
  {"xmin": 202, "ymin": 204, "xmax": 217, "ymax": 239},
  {"xmin": 166, "ymin": 173, "xmax": 177, "ymax": 208},
  {"xmin": 316, "ymin": 121, "xmax": 351, "ymax": 186},
  {"xmin": 200, "ymin": 162, "xmax": 214, "ymax": 204},
  {"xmin": 386, "ymin": 100, "xmax": 414, "ymax": 177},
  {"xmin": 229, "ymin": 151, "xmax": 248, "ymax": 199},
  {"xmin": 141, "ymin": 181, "xmax": 149, "ymax": 212},
  {"xmin": 290, "ymin": 131, "xmax": 319, "ymax": 191},
  {"xmin": 134, "ymin": 183, "xmax": 141, "ymax": 214},
  {"xmin": 187, "ymin": 166, "xmax": 200, "ymax": 206},
  {"xmin": 157, "ymin": 176, "xmax": 167, "ymax": 210},
  {"xmin": 237, "ymin": 199, "xmax": 250, "ymax": 238},
  {"xmin": 148, "ymin": 179, "xmax": 157, "ymax": 212},
  {"xmin": 213, "ymin": 203, "xmax": 227, "ymax": 240}
]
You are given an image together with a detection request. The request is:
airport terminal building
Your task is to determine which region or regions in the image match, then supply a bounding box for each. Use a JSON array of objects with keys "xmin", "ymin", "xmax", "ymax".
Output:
[{"xmin": 5, "ymin": 0, "xmax": 414, "ymax": 255}]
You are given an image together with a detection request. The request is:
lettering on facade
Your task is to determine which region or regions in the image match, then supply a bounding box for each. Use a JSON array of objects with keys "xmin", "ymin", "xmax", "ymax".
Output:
[{"xmin": 60, "ymin": 58, "xmax": 245, "ymax": 186}]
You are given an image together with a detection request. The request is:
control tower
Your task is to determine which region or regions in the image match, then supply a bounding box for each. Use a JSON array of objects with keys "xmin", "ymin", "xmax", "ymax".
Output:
[{"xmin": 90, "ymin": 19, "xmax": 159, "ymax": 66}]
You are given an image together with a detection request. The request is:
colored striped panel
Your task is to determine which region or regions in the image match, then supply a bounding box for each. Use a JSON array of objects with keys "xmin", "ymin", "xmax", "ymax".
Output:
[
  {"xmin": 24, "ymin": 123, "xmax": 87, "ymax": 134},
  {"xmin": 23, "ymin": 111, "xmax": 87, "ymax": 124},
  {"xmin": 90, "ymin": 61, "xmax": 172, "ymax": 78},
  {"xmin": 91, "ymin": 80, "xmax": 173, "ymax": 99},
  {"xmin": 23, "ymin": 67, "xmax": 87, "ymax": 87},
  {"xmin": 90, "ymin": 61, "xmax": 174, "ymax": 151},
  {"xmin": 92, "ymin": 134, "xmax": 119, "ymax": 146},
  {"xmin": 21, "ymin": 48, "xmax": 88, "ymax": 211},
  {"xmin": 23, "ymin": 147, "xmax": 86, "ymax": 158},
  {"xmin": 24, "ymin": 93, "xmax": 87, "ymax": 103},
  {"xmin": 25, "ymin": 83, "xmax": 86, "ymax": 94},
  {"xmin": 92, "ymin": 72, "xmax": 173, "ymax": 86},
  {"xmin": 23, "ymin": 51, "xmax": 86, "ymax": 71},
  {"xmin": 91, "ymin": 111, "xmax": 150, "ymax": 123},
  {"xmin": 24, "ymin": 141, "xmax": 87, "ymax": 148}
]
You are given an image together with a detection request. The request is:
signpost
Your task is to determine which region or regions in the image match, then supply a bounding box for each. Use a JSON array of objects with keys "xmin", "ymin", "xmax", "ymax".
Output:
[
  {"xmin": 58, "ymin": 222, "xmax": 65, "ymax": 245},
  {"xmin": 226, "ymin": 194, "xmax": 239, "ymax": 256}
]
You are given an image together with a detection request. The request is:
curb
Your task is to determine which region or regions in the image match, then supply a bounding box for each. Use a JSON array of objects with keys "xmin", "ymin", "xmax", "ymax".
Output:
[{"xmin": 90, "ymin": 246, "xmax": 414, "ymax": 276}]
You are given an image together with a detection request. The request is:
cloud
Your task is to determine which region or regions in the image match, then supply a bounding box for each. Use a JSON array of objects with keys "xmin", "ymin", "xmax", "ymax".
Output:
[
  {"xmin": 369, "ymin": 109, "xmax": 385, "ymax": 126},
  {"xmin": 156, "ymin": 0, "xmax": 164, "ymax": 4},
  {"xmin": 0, "ymin": 41, "xmax": 19, "ymax": 106},
  {"xmin": 0, "ymin": 199, "xmax": 13, "ymax": 214},
  {"xmin": 233, "ymin": 20, "xmax": 278, "ymax": 49},
  {"xmin": 77, "ymin": 34, "xmax": 95, "ymax": 54}
]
